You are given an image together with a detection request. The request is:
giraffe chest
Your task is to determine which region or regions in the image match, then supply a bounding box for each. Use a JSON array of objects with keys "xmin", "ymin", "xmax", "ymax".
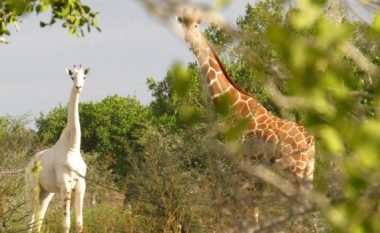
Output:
[{"xmin": 64, "ymin": 152, "xmax": 87, "ymax": 177}]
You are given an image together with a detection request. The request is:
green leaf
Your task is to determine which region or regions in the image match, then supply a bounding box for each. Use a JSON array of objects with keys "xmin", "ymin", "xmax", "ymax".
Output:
[
  {"xmin": 214, "ymin": 94, "xmax": 232, "ymax": 117},
  {"xmin": 69, "ymin": 26, "xmax": 76, "ymax": 35},
  {"xmin": 92, "ymin": 13, "xmax": 99, "ymax": 26},
  {"xmin": 223, "ymin": 118, "xmax": 250, "ymax": 142},
  {"xmin": 319, "ymin": 126, "xmax": 343, "ymax": 154},
  {"xmin": 289, "ymin": 2, "xmax": 322, "ymax": 30},
  {"xmin": 169, "ymin": 63, "xmax": 191, "ymax": 97},
  {"xmin": 40, "ymin": 21, "xmax": 47, "ymax": 27},
  {"xmin": 61, "ymin": 7, "xmax": 71, "ymax": 18},
  {"xmin": 36, "ymin": 3, "xmax": 48, "ymax": 14},
  {"xmin": 82, "ymin": 5, "xmax": 90, "ymax": 13},
  {"xmin": 372, "ymin": 12, "xmax": 380, "ymax": 34},
  {"xmin": 178, "ymin": 105, "xmax": 200, "ymax": 126},
  {"xmin": 212, "ymin": 0, "xmax": 231, "ymax": 10}
]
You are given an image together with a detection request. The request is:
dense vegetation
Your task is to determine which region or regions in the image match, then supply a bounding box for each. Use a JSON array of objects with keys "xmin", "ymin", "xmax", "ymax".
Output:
[{"xmin": 2, "ymin": 0, "xmax": 380, "ymax": 232}]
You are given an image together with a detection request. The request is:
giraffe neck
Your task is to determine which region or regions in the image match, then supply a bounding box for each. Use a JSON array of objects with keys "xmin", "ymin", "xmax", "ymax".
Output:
[
  {"xmin": 59, "ymin": 86, "xmax": 81, "ymax": 151},
  {"xmin": 189, "ymin": 34, "xmax": 230, "ymax": 99},
  {"xmin": 188, "ymin": 29, "xmax": 260, "ymax": 111}
]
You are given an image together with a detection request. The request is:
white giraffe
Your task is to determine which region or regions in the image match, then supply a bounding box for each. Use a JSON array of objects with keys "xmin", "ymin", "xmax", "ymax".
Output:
[{"xmin": 25, "ymin": 65, "xmax": 90, "ymax": 233}]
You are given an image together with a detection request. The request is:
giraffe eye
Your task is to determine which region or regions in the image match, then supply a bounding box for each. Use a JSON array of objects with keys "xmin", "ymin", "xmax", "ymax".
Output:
[{"xmin": 71, "ymin": 77, "xmax": 74, "ymax": 80}]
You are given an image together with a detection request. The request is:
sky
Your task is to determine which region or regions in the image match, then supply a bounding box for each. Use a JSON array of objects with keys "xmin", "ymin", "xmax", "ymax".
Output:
[
  {"xmin": 0, "ymin": 0, "xmax": 375, "ymax": 128},
  {"xmin": 0, "ymin": 0, "xmax": 247, "ymax": 127}
]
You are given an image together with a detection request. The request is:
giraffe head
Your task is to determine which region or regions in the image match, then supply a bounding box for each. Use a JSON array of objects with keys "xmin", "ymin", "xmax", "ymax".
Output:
[
  {"xmin": 65, "ymin": 65, "xmax": 90, "ymax": 93},
  {"xmin": 177, "ymin": 8, "xmax": 201, "ymax": 43}
]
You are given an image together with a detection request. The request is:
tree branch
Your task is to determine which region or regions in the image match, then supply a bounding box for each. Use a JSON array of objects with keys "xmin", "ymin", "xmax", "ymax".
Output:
[
  {"xmin": 266, "ymin": 79, "xmax": 309, "ymax": 110},
  {"xmin": 0, "ymin": 169, "xmax": 24, "ymax": 175},
  {"xmin": 136, "ymin": 0, "xmax": 231, "ymax": 40},
  {"xmin": 341, "ymin": 41, "xmax": 378, "ymax": 85}
]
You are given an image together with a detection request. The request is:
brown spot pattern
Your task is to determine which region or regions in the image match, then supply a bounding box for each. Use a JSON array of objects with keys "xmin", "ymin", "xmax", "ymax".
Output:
[{"xmin": 185, "ymin": 23, "xmax": 316, "ymax": 181}]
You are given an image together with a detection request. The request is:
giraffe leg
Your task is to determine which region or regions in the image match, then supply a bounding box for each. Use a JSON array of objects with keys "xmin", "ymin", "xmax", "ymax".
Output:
[
  {"xmin": 304, "ymin": 157, "xmax": 315, "ymax": 190},
  {"xmin": 73, "ymin": 179, "xmax": 86, "ymax": 233},
  {"xmin": 61, "ymin": 188, "xmax": 72, "ymax": 233},
  {"xmin": 36, "ymin": 191, "xmax": 54, "ymax": 232},
  {"xmin": 253, "ymin": 206, "xmax": 259, "ymax": 224}
]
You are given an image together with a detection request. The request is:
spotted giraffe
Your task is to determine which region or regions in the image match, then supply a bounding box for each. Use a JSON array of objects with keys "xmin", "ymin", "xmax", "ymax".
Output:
[{"xmin": 177, "ymin": 9, "xmax": 315, "ymax": 185}]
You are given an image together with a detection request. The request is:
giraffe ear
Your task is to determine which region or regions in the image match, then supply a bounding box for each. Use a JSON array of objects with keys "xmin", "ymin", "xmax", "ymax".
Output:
[
  {"xmin": 84, "ymin": 68, "xmax": 90, "ymax": 75},
  {"xmin": 66, "ymin": 68, "xmax": 73, "ymax": 76}
]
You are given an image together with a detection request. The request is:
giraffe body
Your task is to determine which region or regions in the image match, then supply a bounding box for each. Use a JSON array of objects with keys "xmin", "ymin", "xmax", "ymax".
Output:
[{"xmin": 25, "ymin": 66, "xmax": 89, "ymax": 233}]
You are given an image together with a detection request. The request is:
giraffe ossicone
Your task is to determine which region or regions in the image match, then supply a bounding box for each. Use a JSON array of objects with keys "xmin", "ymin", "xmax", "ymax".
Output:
[{"xmin": 25, "ymin": 66, "xmax": 89, "ymax": 233}]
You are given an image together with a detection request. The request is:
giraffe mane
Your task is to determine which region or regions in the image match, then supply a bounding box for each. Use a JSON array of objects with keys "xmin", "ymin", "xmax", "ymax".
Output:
[{"xmin": 208, "ymin": 43, "xmax": 254, "ymax": 98}]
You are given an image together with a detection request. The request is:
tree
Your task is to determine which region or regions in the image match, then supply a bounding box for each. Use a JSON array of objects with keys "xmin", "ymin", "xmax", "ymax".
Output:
[
  {"xmin": 147, "ymin": 63, "xmax": 212, "ymax": 129},
  {"xmin": 0, "ymin": 115, "xmax": 36, "ymax": 232},
  {"xmin": 0, "ymin": 114, "xmax": 36, "ymax": 170},
  {"xmin": 0, "ymin": 0, "xmax": 100, "ymax": 43}
]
